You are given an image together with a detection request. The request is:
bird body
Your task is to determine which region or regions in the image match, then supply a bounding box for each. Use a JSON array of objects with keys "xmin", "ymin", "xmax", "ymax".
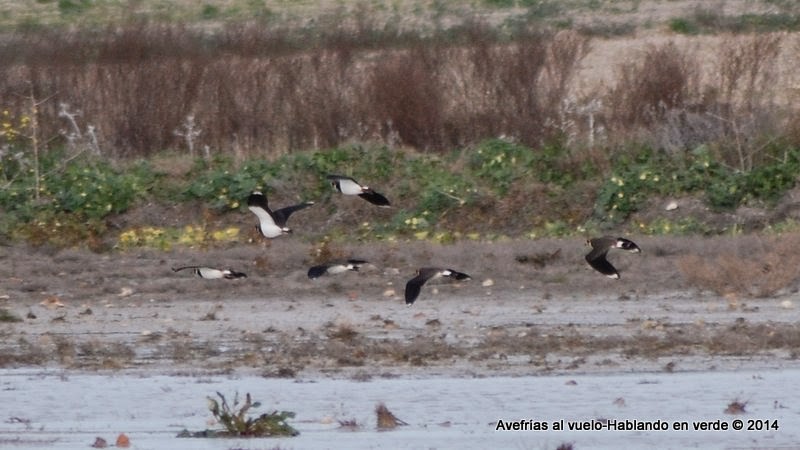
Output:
[
  {"xmin": 247, "ymin": 191, "xmax": 314, "ymax": 238},
  {"xmin": 307, "ymin": 259, "xmax": 368, "ymax": 279},
  {"xmin": 172, "ymin": 266, "xmax": 247, "ymax": 279},
  {"xmin": 405, "ymin": 267, "xmax": 471, "ymax": 305},
  {"xmin": 327, "ymin": 174, "xmax": 390, "ymax": 207},
  {"xmin": 585, "ymin": 236, "xmax": 641, "ymax": 279}
]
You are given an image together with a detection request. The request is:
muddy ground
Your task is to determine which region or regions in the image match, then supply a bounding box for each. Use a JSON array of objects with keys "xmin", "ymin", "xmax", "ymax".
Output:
[{"xmin": 2, "ymin": 234, "xmax": 799, "ymax": 379}]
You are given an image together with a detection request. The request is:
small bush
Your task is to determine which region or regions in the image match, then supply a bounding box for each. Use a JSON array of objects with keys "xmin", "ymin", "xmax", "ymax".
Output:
[{"xmin": 608, "ymin": 43, "xmax": 698, "ymax": 129}]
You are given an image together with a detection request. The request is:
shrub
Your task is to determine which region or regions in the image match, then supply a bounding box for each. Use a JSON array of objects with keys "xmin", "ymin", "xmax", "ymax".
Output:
[
  {"xmin": 184, "ymin": 157, "xmax": 275, "ymax": 210},
  {"xmin": 0, "ymin": 150, "xmax": 154, "ymax": 227},
  {"xmin": 608, "ymin": 43, "xmax": 698, "ymax": 129},
  {"xmin": 206, "ymin": 391, "xmax": 298, "ymax": 437},
  {"xmin": 469, "ymin": 139, "xmax": 535, "ymax": 195},
  {"xmin": 594, "ymin": 144, "xmax": 800, "ymax": 220}
]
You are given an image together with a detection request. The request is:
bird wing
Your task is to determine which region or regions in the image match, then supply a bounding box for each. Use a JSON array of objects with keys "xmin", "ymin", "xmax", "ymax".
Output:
[
  {"xmin": 172, "ymin": 266, "xmax": 200, "ymax": 273},
  {"xmin": 358, "ymin": 190, "xmax": 391, "ymax": 206},
  {"xmin": 248, "ymin": 204, "xmax": 278, "ymax": 228},
  {"xmin": 197, "ymin": 267, "xmax": 226, "ymax": 279},
  {"xmin": 247, "ymin": 193, "xmax": 278, "ymax": 227},
  {"xmin": 307, "ymin": 264, "xmax": 329, "ymax": 279},
  {"xmin": 326, "ymin": 174, "xmax": 356, "ymax": 182},
  {"xmin": 404, "ymin": 272, "xmax": 428, "ymax": 305},
  {"xmin": 585, "ymin": 247, "xmax": 619, "ymax": 278},
  {"xmin": 272, "ymin": 202, "xmax": 314, "ymax": 226}
]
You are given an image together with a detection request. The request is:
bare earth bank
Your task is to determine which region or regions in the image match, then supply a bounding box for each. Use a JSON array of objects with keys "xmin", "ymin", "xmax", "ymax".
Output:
[{"xmin": 2, "ymin": 235, "xmax": 799, "ymax": 379}]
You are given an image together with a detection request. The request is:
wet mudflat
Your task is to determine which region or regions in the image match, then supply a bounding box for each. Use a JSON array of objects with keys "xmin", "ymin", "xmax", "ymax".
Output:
[
  {"xmin": 2, "ymin": 238, "xmax": 800, "ymax": 448},
  {"xmin": 1, "ymin": 368, "xmax": 799, "ymax": 449}
]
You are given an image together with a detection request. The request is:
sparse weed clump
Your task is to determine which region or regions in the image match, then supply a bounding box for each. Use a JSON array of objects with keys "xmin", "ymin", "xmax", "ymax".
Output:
[{"xmin": 178, "ymin": 391, "xmax": 298, "ymax": 438}]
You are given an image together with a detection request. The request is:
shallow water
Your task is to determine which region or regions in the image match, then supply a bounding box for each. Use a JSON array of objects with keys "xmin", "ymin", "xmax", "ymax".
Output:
[{"xmin": 2, "ymin": 367, "xmax": 799, "ymax": 449}]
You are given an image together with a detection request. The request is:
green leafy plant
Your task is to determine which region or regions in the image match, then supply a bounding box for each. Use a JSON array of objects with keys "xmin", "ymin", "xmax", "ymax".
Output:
[
  {"xmin": 594, "ymin": 144, "xmax": 800, "ymax": 221},
  {"xmin": 179, "ymin": 391, "xmax": 298, "ymax": 438},
  {"xmin": 469, "ymin": 139, "xmax": 535, "ymax": 195}
]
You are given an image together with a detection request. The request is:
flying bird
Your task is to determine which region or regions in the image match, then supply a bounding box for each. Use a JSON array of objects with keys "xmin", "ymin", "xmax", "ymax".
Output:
[
  {"xmin": 585, "ymin": 236, "xmax": 641, "ymax": 279},
  {"xmin": 247, "ymin": 191, "xmax": 314, "ymax": 238},
  {"xmin": 327, "ymin": 174, "xmax": 390, "ymax": 207},
  {"xmin": 307, "ymin": 259, "xmax": 369, "ymax": 279},
  {"xmin": 172, "ymin": 266, "xmax": 247, "ymax": 279},
  {"xmin": 404, "ymin": 267, "xmax": 471, "ymax": 305}
]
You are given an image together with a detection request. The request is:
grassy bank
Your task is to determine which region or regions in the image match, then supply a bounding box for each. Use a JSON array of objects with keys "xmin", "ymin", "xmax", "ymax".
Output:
[
  {"xmin": 2, "ymin": 139, "xmax": 800, "ymax": 250},
  {"xmin": 1, "ymin": 3, "xmax": 800, "ymax": 249}
]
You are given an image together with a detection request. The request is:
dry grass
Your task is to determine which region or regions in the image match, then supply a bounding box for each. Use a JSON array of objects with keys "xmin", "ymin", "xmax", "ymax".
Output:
[
  {"xmin": 676, "ymin": 234, "xmax": 800, "ymax": 297},
  {"xmin": 0, "ymin": 22, "xmax": 590, "ymax": 157},
  {"xmin": 0, "ymin": 17, "xmax": 794, "ymax": 210},
  {"xmin": 609, "ymin": 42, "xmax": 700, "ymax": 129},
  {"xmin": 375, "ymin": 403, "xmax": 407, "ymax": 430},
  {"xmin": 604, "ymin": 34, "xmax": 793, "ymax": 164},
  {"xmin": 724, "ymin": 399, "xmax": 748, "ymax": 415},
  {"xmin": 326, "ymin": 322, "xmax": 359, "ymax": 342}
]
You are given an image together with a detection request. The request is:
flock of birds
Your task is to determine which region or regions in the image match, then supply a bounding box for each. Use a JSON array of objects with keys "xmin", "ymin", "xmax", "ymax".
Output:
[{"xmin": 172, "ymin": 174, "xmax": 642, "ymax": 305}]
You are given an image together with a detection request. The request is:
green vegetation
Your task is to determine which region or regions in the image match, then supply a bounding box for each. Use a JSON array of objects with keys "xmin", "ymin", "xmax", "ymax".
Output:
[
  {"xmin": 178, "ymin": 391, "xmax": 298, "ymax": 438},
  {"xmin": 670, "ymin": 11, "xmax": 800, "ymax": 34},
  {"xmin": 597, "ymin": 144, "xmax": 800, "ymax": 221},
  {"xmin": 3, "ymin": 135, "xmax": 800, "ymax": 249},
  {"xmin": 0, "ymin": 2, "xmax": 799, "ymax": 249}
]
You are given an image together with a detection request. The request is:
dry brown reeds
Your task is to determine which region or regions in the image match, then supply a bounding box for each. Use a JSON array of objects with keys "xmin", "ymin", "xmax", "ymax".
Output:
[
  {"xmin": 0, "ymin": 16, "xmax": 793, "ymax": 186},
  {"xmin": 0, "ymin": 22, "xmax": 588, "ymax": 157}
]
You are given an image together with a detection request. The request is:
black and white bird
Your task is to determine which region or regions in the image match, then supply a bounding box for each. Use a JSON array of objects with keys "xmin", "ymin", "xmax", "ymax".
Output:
[
  {"xmin": 172, "ymin": 266, "xmax": 247, "ymax": 279},
  {"xmin": 327, "ymin": 174, "xmax": 390, "ymax": 207},
  {"xmin": 585, "ymin": 236, "xmax": 641, "ymax": 279},
  {"xmin": 307, "ymin": 259, "xmax": 369, "ymax": 279},
  {"xmin": 404, "ymin": 267, "xmax": 471, "ymax": 305},
  {"xmin": 247, "ymin": 191, "xmax": 314, "ymax": 238}
]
